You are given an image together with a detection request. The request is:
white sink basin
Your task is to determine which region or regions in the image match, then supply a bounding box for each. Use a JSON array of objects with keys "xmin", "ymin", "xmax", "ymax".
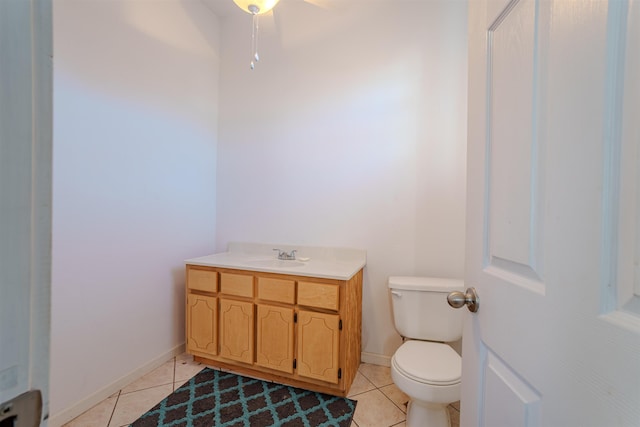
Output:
[{"xmin": 244, "ymin": 259, "xmax": 306, "ymax": 268}]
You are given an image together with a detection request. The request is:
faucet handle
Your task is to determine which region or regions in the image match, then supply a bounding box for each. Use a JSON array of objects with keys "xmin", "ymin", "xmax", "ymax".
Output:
[{"xmin": 272, "ymin": 248, "xmax": 296, "ymax": 260}]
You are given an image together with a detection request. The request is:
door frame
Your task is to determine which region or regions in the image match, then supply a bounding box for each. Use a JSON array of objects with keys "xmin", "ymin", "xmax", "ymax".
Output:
[{"xmin": 0, "ymin": 0, "xmax": 53, "ymax": 422}]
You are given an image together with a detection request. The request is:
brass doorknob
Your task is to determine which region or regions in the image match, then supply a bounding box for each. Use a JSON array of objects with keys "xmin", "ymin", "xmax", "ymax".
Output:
[{"xmin": 447, "ymin": 287, "xmax": 480, "ymax": 313}]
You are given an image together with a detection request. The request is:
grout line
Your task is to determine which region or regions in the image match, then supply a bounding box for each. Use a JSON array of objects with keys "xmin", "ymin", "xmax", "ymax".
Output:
[
  {"xmin": 119, "ymin": 382, "xmax": 175, "ymax": 396},
  {"xmin": 346, "ymin": 377, "xmax": 376, "ymax": 398},
  {"xmin": 172, "ymin": 356, "xmax": 176, "ymax": 390},
  {"xmin": 347, "ymin": 390, "xmax": 373, "ymax": 398},
  {"xmin": 106, "ymin": 390, "xmax": 121, "ymax": 427},
  {"xmin": 378, "ymin": 387, "xmax": 407, "ymax": 415}
]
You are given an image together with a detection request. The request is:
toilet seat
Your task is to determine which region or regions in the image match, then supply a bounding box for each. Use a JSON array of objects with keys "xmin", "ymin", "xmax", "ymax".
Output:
[{"xmin": 393, "ymin": 340, "xmax": 461, "ymax": 386}]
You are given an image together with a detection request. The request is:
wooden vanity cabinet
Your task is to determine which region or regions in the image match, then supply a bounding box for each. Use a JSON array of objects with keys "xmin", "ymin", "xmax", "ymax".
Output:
[
  {"xmin": 185, "ymin": 265, "xmax": 363, "ymax": 397},
  {"xmin": 255, "ymin": 277, "xmax": 296, "ymax": 373},
  {"xmin": 219, "ymin": 298, "xmax": 254, "ymax": 364},
  {"xmin": 297, "ymin": 309, "xmax": 340, "ymax": 383},
  {"xmin": 185, "ymin": 267, "xmax": 218, "ymax": 358},
  {"xmin": 255, "ymin": 304, "xmax": 295, "ymax": 373},
  {"xmin": 218, "ymin": 272, "xmax": 254, "ymax": 364},
  {"xmin": 186, "ymin": 293, "xmax": 217, "ymax": 357}
]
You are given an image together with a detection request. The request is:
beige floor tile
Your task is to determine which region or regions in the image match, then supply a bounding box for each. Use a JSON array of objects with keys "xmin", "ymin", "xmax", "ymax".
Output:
[
  {"xmin": 351, "ymin": 389, "xmax": 405, "ymax": 427},
  {"xmin": 108, "ymin": 384, "xmax": 173, "ymax": 427},
  {"xmin": 175, "ymin": 352, "xmax": 194, "ymax": 364},
  {"xmin": 347, "ymin": 371, "xmax": 376, "ymax": 397},
  {"xmin": 391, "ymin": 422, "xmax": 406, "ymax": 427},
  {"xmin": 358, "ymin": 363, "xmax": 393, "ymax": 388},
  {"xmin": 121, "ymin": 360, "xmax": 174, "ymax": 394},
  {"xmin": 451, "ymin": 400, "xmax": 460, "ymax": 411},
  {"xmin": 174, "ymin": 354, "xmax": 204, "ymax": 383},
  {"xmin": 62, "ymin": 394, "xmax": 118, "ymax": 427},
  {"xmin": 379, "ymin": 383, "xmax": 409, "ymax": 413},
  {"xmin": 448, "ymin": 404, "xmax": 460, "ymax": 427}
]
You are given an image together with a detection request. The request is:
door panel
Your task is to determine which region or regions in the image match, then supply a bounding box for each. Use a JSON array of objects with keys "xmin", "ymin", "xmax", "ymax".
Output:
[
  {"xmin": 613, "ymin": 0, "xmax": 640, "ymax": 321},
  {"xmin": 186, "ymin": 294, "xmax": 217, "ymax": 356},
  {"xmin": 219, "ymin": 299, "xmax": 254, "ymax": 364},
  {"xmin": 488, "ymin": 0, "xmax": 539, "ymax": 273},
  {"xmin": 296, "ymin": 310, "xmax": 340, "ymax": 384},
  {"xmin": 482, "ymin": 351, "xmax": 541, "ymax": 427},
  {"xmin": 465, "ymin": 0, "xmax": 640, "ymax": 426},
  {"xmin": 255, "ymin": 304, "xmax": 294, "ymax": 373}
]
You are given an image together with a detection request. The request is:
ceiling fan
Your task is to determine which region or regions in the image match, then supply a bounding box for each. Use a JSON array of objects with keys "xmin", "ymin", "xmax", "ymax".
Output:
[{"xmin": 232, "ymin": 0, "xmax": 332, "ymax": 69}]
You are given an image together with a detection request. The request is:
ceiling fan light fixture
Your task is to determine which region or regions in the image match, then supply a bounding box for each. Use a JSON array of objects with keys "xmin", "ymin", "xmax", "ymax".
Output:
[
  {"xmin": 233, "ymin": 0, "xmax": 281, "ymax": 69},
  {"xmin": 233, "ymin": 0, "xmax": 281, "ymax": 15}
]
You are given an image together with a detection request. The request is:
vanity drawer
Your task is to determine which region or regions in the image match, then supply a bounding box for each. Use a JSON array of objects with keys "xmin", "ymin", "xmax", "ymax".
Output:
[
  {"xmin": 257, "ymin": 277, "xmax": 295, "ymax": 304},
  {"xmin": 297, "ymin": 281, "xmax": 339, "ymax": 311},
  {"xmin": 187, "ymin": 268, "xmax": 218, "ymax": 293},
  {"xmin": 220, "ymin": 273, "xmax": 254, "ymax": 298}
]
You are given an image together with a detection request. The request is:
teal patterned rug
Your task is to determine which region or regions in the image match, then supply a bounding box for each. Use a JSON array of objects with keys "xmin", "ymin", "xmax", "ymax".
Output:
[{"xmin": 129, "ymin": 368, "xmax": 356, "ymax": 427}]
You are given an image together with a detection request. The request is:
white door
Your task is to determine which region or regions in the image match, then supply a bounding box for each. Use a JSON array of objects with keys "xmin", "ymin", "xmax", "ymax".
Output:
[
  {"xmin": 0, "ymin": 0, "xmax": 52, "ymax": 423},
  {"xmin": 463, "ymin": 0, "xmax": 640, "ymax": 426}
]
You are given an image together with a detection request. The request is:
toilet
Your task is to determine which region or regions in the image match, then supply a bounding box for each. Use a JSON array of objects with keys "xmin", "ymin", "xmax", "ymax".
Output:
[{"xmin": 388, "ymin": 276, "xmax": 464, "ymax": 427}]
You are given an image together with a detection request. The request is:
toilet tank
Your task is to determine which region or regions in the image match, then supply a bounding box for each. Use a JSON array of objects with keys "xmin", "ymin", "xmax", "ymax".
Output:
[{"xmin": 388, "ymin": 276, "xmax": 464, "ymax": 342}]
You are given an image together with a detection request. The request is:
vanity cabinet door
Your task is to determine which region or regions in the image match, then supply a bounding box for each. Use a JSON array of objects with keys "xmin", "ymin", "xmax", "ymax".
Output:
[
  {"xmin": 255, "ymin": 304, "xmax": 295, "ymax": 373},
  {"xmin": 219, "ymin": 298, "xmax": 254, "ymax": 364},
  {"xmin": 296, "ymin": 310, "xmax": 340, "ymax": 384},
  {"xmin": 186, "ymin": 294, "xmax": 217, "ymax": 357}
]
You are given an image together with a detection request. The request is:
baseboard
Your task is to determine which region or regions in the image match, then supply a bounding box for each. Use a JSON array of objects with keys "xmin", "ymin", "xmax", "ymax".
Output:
[
  {"xmin": 48, "ymin": 343, "xmax": 185, "ymax": 427},
  {"xmin": 361, "ymin": 351, "xmax": 391, "ymax": 367}
]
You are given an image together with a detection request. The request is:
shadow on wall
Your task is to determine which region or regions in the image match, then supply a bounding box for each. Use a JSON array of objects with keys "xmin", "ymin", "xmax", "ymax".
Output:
[
  {"xmin": 55, "ymin": 0, "xmax": 219, "ymax": 123},
  {"xmin": 172, "ymin": 265, "xmax": 187, "ymax": 343}
]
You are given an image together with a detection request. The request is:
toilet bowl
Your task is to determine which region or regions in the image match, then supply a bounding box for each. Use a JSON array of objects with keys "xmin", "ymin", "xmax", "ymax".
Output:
[
  {"xmin": 388, "ymin": 276, "xmax": 464, "ymax": 427},
  {"xmin": 391, "ymin": 340, "xmax": 461, "ymax": 427}
]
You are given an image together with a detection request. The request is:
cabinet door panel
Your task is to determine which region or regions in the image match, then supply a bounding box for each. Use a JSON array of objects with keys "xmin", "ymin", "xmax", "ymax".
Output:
[
  {"xmin": 257, "ymin": 277, "xmax": 295, "ymax": 304},
  {"xmin": 256, "ymin": 304, "xmax": 295, "ymax": 373},
  {"xmin": 187, "ymin": 268, "xmax": 218, "ymax": 293},
  {"xmin": 220, "ymin": 273, "xmax": 254, "ymax": 297},
  {"xmin": 186, "ymin": 294, "xmax": 217, "ymax": 356},
  {"xmin": 297, "ymin": 310, "xmax": 340, "ymax": 384},
  {"xmin": 297, "ymin": 282, "xmax": 339, "ymax": 311},
  {"xmin": 219, "ymin": 298, "xmax": 254, "ymax": 364}
]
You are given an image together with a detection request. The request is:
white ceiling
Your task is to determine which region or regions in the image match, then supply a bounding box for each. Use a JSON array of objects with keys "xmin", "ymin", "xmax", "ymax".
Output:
[
  {"xmin": 200, "ymin": 0, "xmax": 399, "ymax": 51},
  {"xmin": 201, "ymin": 0, "xmax": 241, "ymax": 18},
  {"xmin": 201, "ymin": 0, "xmax": 380, "ymax": 19}
]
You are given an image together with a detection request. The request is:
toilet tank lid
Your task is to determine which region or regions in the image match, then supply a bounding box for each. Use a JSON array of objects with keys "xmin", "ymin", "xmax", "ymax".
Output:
[{"xmin": 388, "ymin": 276, "xmax": 464, "ymax": 292}]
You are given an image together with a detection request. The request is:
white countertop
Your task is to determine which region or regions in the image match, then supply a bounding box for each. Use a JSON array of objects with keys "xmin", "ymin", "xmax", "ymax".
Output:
[{"xmin": 185, "ymin": 242, "xmax": 366, "ymax": 280}]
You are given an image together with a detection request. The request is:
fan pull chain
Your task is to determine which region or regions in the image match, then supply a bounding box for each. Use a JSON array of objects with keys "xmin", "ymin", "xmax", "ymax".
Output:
[{"xmin": 250, "ymin": 11, "xmax": 260, "ymax": 69}]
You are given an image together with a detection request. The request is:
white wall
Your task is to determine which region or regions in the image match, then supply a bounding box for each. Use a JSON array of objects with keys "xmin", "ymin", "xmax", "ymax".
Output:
[
  {"xmin": 50, "ymin": 0, "xmax": 219, "ymax": 422},
  {"xmin": 216, "ymin": 1, "xmax": 468, "ymax": 359}
]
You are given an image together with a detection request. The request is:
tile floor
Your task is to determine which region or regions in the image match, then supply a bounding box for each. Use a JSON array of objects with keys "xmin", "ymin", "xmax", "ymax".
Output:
[{"xmin": 63, "ymin": 353, "xmax": 460, "ymax": 427}]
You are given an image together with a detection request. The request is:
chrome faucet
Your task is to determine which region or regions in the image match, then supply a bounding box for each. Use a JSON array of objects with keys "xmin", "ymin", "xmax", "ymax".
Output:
[{"xmin": 273, "ymin": 248, "xmax": 297, "ymax": 260}]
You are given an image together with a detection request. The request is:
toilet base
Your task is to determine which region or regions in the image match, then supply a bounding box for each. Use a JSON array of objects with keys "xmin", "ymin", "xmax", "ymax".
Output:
[{"xmin": 406, "ymin": 399, "xmax": 451, "ymax": 427}]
